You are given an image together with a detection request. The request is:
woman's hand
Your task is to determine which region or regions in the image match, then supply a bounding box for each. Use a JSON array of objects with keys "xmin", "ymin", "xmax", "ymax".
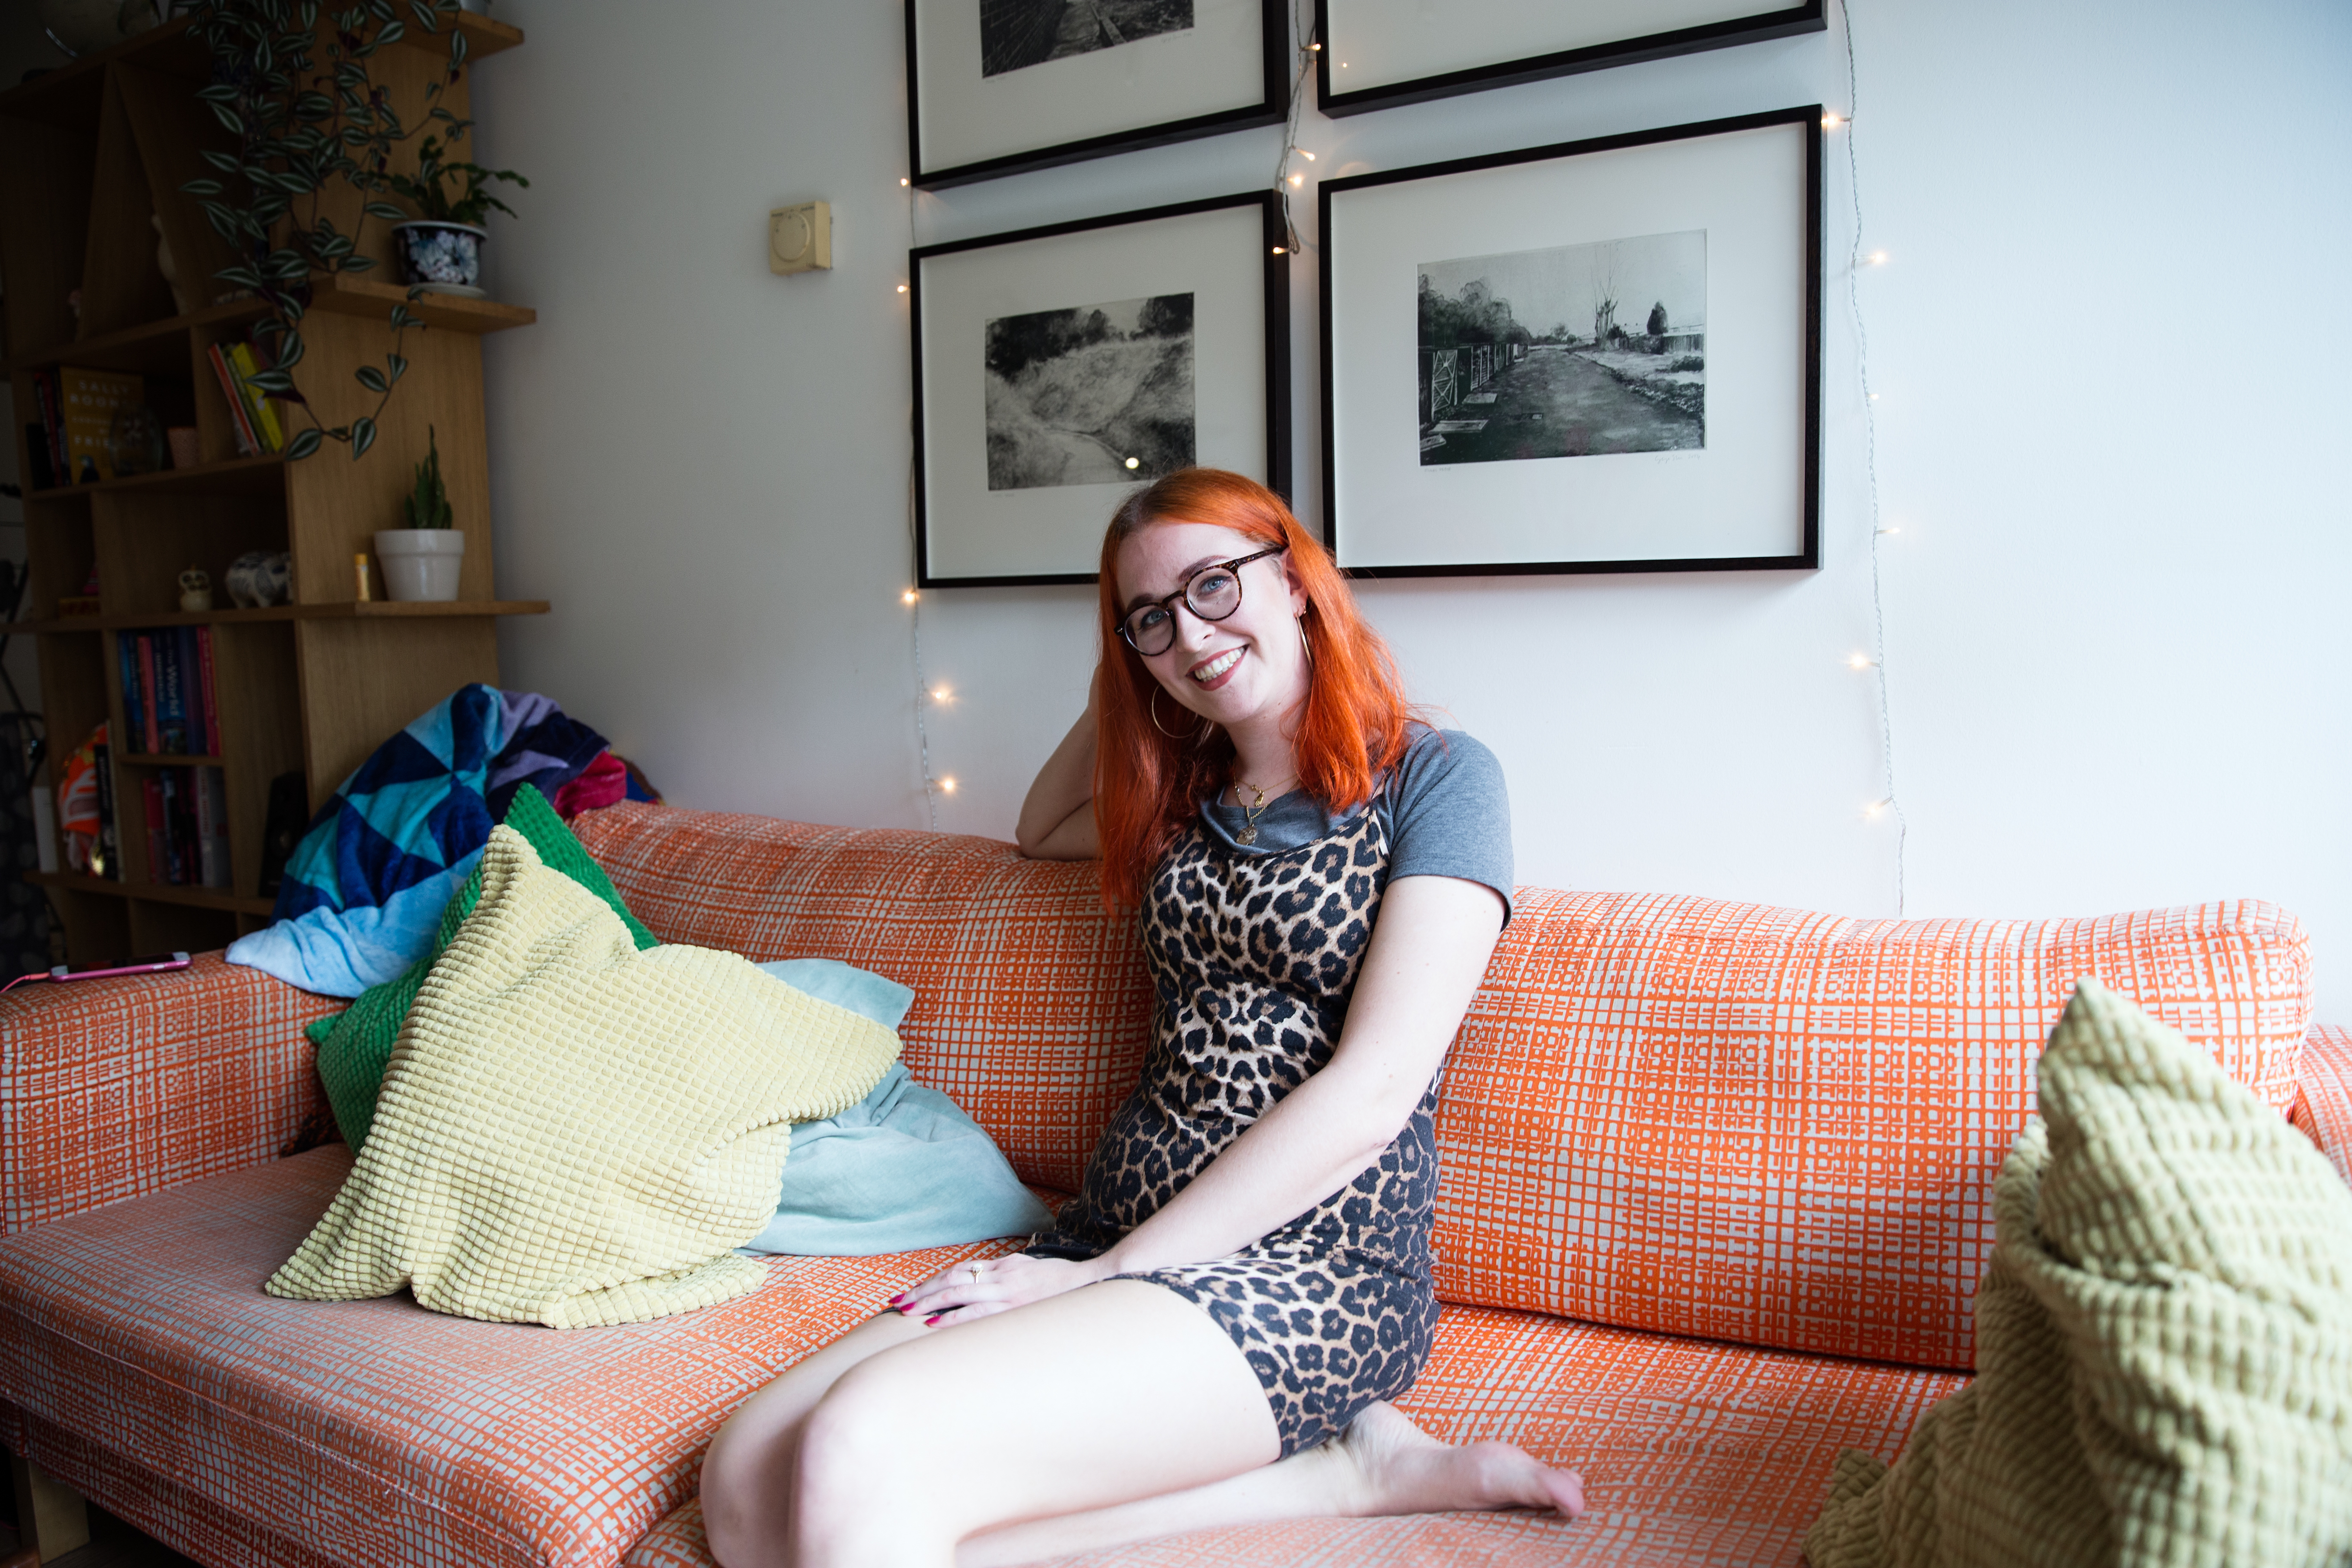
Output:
[{"xmin": 887, "ymin": 1251, "xmax": 1112, "ymax": 1328}]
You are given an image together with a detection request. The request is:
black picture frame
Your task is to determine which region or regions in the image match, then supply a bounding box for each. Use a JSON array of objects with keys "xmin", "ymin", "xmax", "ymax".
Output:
[
  {"xmin": 1319, "ymin": 106, "xmax": 1822, "ymax": 578},
  {"xmin": 1313, "ymin": 0, "xmax": 1825, "ymax": 119},
  {"xmin": 907, "ymin": 0, "xmax": 1289, "ymax": 190},
  {"xmin": 913, "ymin": 190, "xmax": 1291, "ymax": 588}
]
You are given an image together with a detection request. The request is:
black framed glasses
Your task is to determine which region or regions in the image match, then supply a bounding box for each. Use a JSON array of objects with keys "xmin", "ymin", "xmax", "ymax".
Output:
[{"xmin": 1118, "ymin": 546, "xmax": 1286, "ymax": 657}]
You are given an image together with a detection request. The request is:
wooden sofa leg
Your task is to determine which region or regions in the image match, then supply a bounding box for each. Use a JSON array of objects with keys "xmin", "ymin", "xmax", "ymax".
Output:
[{"xmin": 8, "ymin": 1452, "xmax": 91, "ymax": 1563}]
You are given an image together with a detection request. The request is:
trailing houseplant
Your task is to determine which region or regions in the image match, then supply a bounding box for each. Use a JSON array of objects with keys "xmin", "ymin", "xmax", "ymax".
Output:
[{"xmin": 177, "ymin": 0, "xmax": 504, "ymax": 462}]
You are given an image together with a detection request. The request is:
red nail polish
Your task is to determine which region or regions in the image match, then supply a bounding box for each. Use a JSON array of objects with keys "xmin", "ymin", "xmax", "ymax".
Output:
[
  {"xmin": 887, "ymin": 1294, "xmax": 904, "ymax": 1306},
  {"xmin": 923, "ymin": 1315, "xmax": 941, "ymax": 1326}
]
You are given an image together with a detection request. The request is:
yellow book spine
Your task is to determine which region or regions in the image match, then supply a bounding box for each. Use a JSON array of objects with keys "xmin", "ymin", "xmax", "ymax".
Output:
[{"xmin": 226, "ymin": 344, "xmax": 285, "ymax": 452}]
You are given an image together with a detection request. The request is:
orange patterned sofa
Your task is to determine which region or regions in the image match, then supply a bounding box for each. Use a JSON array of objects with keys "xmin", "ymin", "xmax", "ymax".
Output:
[{"xmin": 2, "ymin": 802, "xmax": 2346, "ymax": 1568}]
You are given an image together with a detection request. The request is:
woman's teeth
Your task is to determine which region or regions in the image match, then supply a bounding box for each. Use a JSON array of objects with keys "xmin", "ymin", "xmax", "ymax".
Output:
[{"xmin": 1191, "ymin": 648, "xmax": 1243, "ymax": 683}]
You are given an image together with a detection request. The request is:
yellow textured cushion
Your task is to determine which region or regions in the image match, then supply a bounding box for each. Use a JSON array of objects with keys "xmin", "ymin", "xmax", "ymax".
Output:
[
  {"xmin": 1805, "ymin": 978, "xmax": 2352, "ymax": 1567},
  {"xmin": 268, "ymin": 825, "xmax": 900, "ymax": 1327}
]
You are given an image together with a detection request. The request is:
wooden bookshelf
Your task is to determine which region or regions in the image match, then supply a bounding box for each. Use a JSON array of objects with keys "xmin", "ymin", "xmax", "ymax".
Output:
[{"xmin": 0, "ymin": 14, "xmax": 540, "ymax": 962}]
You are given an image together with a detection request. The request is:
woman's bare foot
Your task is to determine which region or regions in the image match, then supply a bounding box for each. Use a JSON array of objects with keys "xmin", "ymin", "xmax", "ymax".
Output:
[
  {"xmin": 1326, "ymin": 1401, "xmax": 1585, "ymax": 1519},
  {"xmin": 957, "ymin": 1402, "xmax": 1582, "ymax": 1566}
]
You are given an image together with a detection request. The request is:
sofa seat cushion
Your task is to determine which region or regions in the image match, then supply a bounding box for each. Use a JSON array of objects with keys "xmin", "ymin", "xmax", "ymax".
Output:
[
  {"xmin": 623, "ymin": 1304, "xmax": 1967, "ymax": 1568},
  {"xmin": 0, "ymin": 1147, "xmax": 1029, "ymax": 1568}
]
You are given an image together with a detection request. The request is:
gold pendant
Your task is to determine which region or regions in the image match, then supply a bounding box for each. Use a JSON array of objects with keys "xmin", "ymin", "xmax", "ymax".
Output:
[{"xmin": 1235, "ymin": 825, "xmax": 1258, "ymax": 846}]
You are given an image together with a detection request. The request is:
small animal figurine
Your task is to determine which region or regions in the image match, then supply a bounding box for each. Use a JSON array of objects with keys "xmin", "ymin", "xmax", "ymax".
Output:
[
  {"xmin": 177, "ymin": 568, "xmax": 212, "ymax": 613},
  {"xmin": 225, "ymin": 550, "xmax": 291, "ymax": 609}
]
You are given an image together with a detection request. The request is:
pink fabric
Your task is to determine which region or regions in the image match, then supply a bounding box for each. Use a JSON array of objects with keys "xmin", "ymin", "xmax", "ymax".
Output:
[{"xmin": 554, "ymin": 751, "xmax": 630, "ymax": 818}]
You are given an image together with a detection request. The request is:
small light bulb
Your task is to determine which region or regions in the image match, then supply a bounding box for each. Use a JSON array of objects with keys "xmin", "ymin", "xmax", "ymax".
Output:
[
  {"xmin": 1868, "ymin": 392, "xmax": 1880, "ymax": 401},
  {"xmin": 1272, "ymin": 245, "xmax": 1286, "ymax": 254},
  {"xmin": 940, "ymin": 777, "xmax": 958, "ymax": 794},
  {"xmin": 1822, "ymin": 112, "xmax": 1844, "ymax": 128},
  {"xmin": 1877, "ymin": 525, "xmax": 1901, "ymax": 536},
  {"xmin": 1300, "ymin": 150, "xmax": 1316, "ymax": 160},
  {"xmin": 1848, "ymin": 652, "xmax": 1873, "ymax": 669},
  {"xmin": 1863, "ymin": 800, "xmax": 1886, "ymax": 819},
  {"xmin": 932, "ymin": 686, "xmax": 953, "ymax": 701},
  {"xmin": 897, "ymin": 283, "xmax": 909, "ymax": 293},
  {"xmin": 899, "ymin": 177, "xmax": 910, "ymax": 187},
  {"xmin": 902, "ymin": 589, "xmax": 919, "ymax": 604},
  {"xmin": 1124, "ymin": 457, "xmax": 1140, "ymax": 469},
  {"xmin": 1868, "ymin": 250, "xmax": 1889, "ymax": 265},
  {"xmin": 1288, "ymin": 173, "xmax": 1303, "ymax": 186},
  {"xmin": 1308, "ymin": 41, "xmax": 1321, "ymax": 50}
]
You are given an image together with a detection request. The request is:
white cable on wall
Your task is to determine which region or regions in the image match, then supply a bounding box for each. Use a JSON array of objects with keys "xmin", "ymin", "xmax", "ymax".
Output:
[{"xmin": 1840, "ymin": 0, "xmax": 1908, "ymax": 916}]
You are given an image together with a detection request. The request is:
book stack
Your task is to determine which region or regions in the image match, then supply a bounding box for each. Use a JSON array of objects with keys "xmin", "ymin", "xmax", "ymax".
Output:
[
  {"xmin": 207, "ymin": 336, "xmax": 286, "ymax": 456},
  {"xmin": 118, "ymin": 627, "xmax": 222, "ymax": 758},
  {"xmin": 30, "ymin": 368, "xmax": 145, "ymax": 486},
  {"xmin": 142, "ymin": 765, "xmax": 232, "ymax": 890}
]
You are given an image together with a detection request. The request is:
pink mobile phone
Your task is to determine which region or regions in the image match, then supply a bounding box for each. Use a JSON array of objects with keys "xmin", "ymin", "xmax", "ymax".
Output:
[{"xmin": 49, "ymin": 952, "xmax": 191, "ymax": 982}]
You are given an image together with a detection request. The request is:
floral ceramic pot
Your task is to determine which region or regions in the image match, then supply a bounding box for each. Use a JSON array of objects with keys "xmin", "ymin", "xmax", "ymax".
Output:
[{"xmin": 390, "ymin": 221, "xmax": 487, "ymax": 297}]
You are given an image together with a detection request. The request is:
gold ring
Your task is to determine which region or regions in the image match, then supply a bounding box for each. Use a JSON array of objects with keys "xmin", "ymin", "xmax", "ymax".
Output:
[{"xmin": 969, "ymin": 1264, "xmax": 983, "ymax": 1282}]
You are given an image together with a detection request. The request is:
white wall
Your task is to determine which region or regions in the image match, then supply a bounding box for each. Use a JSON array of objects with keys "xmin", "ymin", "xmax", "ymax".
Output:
[{"xmin": 472, "ymin": 0, "xmax": 2352, "ymax": 1021}]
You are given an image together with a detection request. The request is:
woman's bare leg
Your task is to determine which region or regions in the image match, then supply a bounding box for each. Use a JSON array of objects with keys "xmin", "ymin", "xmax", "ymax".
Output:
[
  {"xmin": 710, "ymin": 1280, "xmax": 1281, "ymax": 1568},
  {"xmin": 956, "ymin": 1399, "xmax": 1585, "ymax": 1567},
  {"xmin": 702, "ymin": 1309, "xmax": 932, "ymax": 1560}
]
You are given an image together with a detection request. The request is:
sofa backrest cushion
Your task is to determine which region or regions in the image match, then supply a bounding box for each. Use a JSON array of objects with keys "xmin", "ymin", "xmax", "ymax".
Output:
[
  {"xmin": 574, "ymin": 807, "xmax": 1151, "ymax": 1195},
  {"xmin": 576, "ymin": 807, "xmax": 2311, "ymax": 1372},
  {"xmin": 1430, "ymin": 890, "xmax": 2310, "ymax": 1370}
]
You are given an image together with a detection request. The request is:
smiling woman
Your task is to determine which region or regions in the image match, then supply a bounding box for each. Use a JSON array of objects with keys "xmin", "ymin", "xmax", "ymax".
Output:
[{"xmin": 697, "ymin": 470, "xmax": 1578, "ymax": 1568}]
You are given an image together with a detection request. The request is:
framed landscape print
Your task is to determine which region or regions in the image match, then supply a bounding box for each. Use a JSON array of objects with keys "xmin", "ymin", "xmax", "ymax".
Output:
[
  {"xmin": 1319, "ymin": 107, "xmax": 1821, "ymax": 577},
  {"xmin": 914, "ymin": 191, "xmax": 1289, "ymax": 587},
  {"xmin": 1314, "ymin": 0, "xmax": 1824, "ymax": 118},
  {"xmin": 908, "ymin": 0, "xmax": 1286, "ymax": 188}
]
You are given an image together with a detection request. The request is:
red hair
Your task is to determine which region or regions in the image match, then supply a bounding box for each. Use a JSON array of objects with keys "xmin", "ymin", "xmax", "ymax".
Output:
[{"xmin": 1093, "ymin": 469, "xmax": 1413, "ymax": 909}]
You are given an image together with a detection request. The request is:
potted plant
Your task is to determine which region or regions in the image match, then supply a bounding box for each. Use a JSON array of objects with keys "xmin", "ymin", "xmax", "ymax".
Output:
[
  {"xmin": 384, "ymin": 131, "xmax": 527, "ymax": 296},
  {"xmin": 375, "ymin": 427, "xmax": 466, "ymax": 601}
]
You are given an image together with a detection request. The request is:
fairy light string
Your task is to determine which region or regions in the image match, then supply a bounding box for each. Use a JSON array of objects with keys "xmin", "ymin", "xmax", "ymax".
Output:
[
  {"xmin": 901, "ymin": 173, "xmax": 943, "ymax": 830},
  {"xmin": 1837, "ymin": 0, "xmax": 1908, "ymax": 915}
]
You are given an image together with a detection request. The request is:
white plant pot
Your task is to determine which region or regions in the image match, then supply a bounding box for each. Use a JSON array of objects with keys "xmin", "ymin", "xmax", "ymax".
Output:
[{"xmin": 374, "ymin": 530, "xmax": 466, "ymax": 602}]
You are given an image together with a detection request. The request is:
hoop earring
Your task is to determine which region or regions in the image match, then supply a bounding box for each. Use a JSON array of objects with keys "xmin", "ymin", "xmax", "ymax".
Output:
[
  {"xmin": 1298, "ymin": 614, "xmax": 1315, "ymax": 673},
  {"xmin": 1150, "ymin": 686, "xmax": 1206, "ymax": 739}
]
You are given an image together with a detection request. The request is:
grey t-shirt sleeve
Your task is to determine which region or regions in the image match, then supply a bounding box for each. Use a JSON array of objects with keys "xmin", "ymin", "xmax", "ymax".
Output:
[{"xmin": 1381, "ymin": 728, "xmax": 1515, "ymax": 924}]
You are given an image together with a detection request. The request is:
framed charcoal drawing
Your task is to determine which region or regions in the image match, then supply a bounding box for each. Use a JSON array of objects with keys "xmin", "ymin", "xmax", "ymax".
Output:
[
  {"xmin": 1314, "ymin": 0, "xmax": 1825, "ymax": 118},
  {"xmin": 1319, "ymin": 106, "xmax": 1821, "ymax": 578},
  {"xmin": 913, "ymin": 190, "xmax": 1289, "ymax": 587},
  {"xmin": 908, "ymin": 0, "xmax": 1287, "ymax": 188}
]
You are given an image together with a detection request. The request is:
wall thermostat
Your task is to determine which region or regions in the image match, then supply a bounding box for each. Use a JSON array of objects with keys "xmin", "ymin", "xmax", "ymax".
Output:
[{"xmin": 769, "ymin": 200, "xmax": 832, "ymax": 275}]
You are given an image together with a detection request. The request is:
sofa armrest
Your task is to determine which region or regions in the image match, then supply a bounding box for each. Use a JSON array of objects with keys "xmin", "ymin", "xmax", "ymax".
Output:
[
  {"xmin": 2292, "ymin": 1025, "xmax": 2352, "ymax": 1188},
  {"xmin": 0, "ymin": 952, "xmax": 343, "ymax": 1236}
]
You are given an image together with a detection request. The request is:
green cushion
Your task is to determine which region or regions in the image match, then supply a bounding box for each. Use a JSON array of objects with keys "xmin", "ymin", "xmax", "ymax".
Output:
[{"xmin": 307, "ymin": 784, "xmax": 659, "ymax": 1151}]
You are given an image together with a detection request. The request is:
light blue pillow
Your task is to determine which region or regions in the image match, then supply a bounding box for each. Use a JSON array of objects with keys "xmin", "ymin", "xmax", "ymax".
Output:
[{"xmin": 745, "ymin": 960, "xmax": 1057, "ymax": 1256}]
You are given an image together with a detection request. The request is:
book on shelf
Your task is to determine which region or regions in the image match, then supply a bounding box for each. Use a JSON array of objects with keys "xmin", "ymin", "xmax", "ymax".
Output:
[
  {"xmin": 30, "ymin": 370, "xmax": 67, "ymax": 486},
  {"xmin": 196, "ymin": 627, "xmax": 221, "ymax": 755},
  {"xmin": 122, "ymin": 627, "xmax": 221, "ymax": 758},
  {"xmin": 59, "ymin": 368, "xmax": 145, "ymax": 483},
  {"xmin": 207, "ymin": 343, "xmax": 260, "ymax": 456},
  {"xmin": 93, "ymin": 742, "xmax": 120, "ymax": 881},
  {"xmin": 223, "ymin": 342, "xmax": 285, "ymax": 454},
  {"xmin": 143, "ymin": 765, "xmax": 230, "ymax": 890},
  {"xmin": 194, "ymin": 765, "xmax": 230, "ymax": 890},
  {"xmin": 136, "ymin": 634, "xmax": 163, "ymax": 754}
]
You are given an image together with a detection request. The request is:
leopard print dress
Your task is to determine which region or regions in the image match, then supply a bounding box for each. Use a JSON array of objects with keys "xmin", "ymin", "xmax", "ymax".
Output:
[{"xmin": 1026, "ymin": 806, "xmax": 1440, "ymax": 1458}]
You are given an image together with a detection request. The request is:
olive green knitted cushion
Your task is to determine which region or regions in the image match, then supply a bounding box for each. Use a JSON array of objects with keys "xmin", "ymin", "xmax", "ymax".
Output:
[
  {"xmin": 309, "ymin": 784, "xmax": 659, "ymax": 1152},
  {"xmin": 1804, "ymin": 979, "xmax": 2352, "ymax": 1568}
]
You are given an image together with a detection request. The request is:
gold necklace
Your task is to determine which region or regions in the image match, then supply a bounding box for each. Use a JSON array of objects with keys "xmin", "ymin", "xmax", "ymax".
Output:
[{"xmin": 1230, "ymin": 775, "xmax": 1288, "ymax": 846}]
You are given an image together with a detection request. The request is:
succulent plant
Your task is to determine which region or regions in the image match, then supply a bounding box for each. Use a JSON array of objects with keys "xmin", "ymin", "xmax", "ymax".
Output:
[{"xmin": 404, "ymin": 426, "xmax": 452, "ymax": 529}]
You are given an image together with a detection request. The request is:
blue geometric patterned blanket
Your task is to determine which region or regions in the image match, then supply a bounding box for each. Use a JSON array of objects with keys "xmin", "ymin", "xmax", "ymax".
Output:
[{"xmin": 226, "ymin": 685, "xmax": 610, "ymax": 997}]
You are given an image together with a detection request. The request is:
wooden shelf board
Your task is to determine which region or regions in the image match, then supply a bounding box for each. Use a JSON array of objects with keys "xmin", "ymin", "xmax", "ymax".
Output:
[
  {"xmin": 24, "ymin": 454, "xmax": 285, "ymax": 502},
  {"xmin": 9, "ymin": 275, "xmax": 533, "ymax": 376},
  {"xmin": 304, "ymin": 273, "xmax": 537, "ymax": 333},
  {"xmin": 118, "ymin": 754, "xmax": 224, "ymax": 767},
  {"xmin": 6, "ymin": 600, "xmax": 549, "ymax": 634},
  {"xmin": 29, "ymin": 869, "xmax": 271, "ymax": 917},
  {"xmin": 0, "ymin": 14, "xmax": 524, "ymax": 129}
]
